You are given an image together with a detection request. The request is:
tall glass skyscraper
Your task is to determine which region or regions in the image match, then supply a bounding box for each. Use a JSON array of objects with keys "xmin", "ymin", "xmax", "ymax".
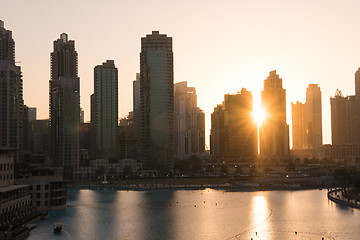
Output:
[
  {"xmin": 260, "ymin": 70, "xmax": 289, "ymax": 159},
  {"xmin": 49, "ymin": 33, "xmax": 80, "ymax": 180},
  {"xmin": 0, "ymin": 20, "xmax": 24, "ymax": 163},
  {"xmin": 140, "ymin": 31, "xmax": 174, "ymax": 172},
  {"xmin": 90, "ymin": 60, "xmax": 118, "ymax": 159}
]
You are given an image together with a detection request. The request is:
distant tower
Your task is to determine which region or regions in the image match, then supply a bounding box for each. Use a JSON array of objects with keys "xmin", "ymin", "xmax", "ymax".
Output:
[
  {"xmin": 90, "ymin": 60, "xmax": 118, "ymax": 159},
  {"xmin": 0, "ymin": 20, "xmax": 24, "ymax": 163},
  {"xmin": 140, "ymin": 31, "xmax": 174, "ymax": 172},
  {"xmin": 291, "ymin": 101, "xmax": 306, "ymax": 149},
  {"xmin": 330, "ymin": 89, "xmax": 348, "ymax": 145},
  {"xmin": 306, "ymin": 84, "xmax": 322, "ymax": 148},
  {"xmin": 174, "ymin": 81, "xmax": 205, "ymax": 159},
  {"xmin": 49, "ymin": 33, "xmax": 80, "ymax": 180},
  {"xmin": 260, "ymin": 70, "xmax": 289, "ymax": 159}
]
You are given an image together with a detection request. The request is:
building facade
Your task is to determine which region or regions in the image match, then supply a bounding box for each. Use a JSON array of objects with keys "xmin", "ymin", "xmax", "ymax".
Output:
[
  {"xmin": 90, "ymin": 60, "xmax": 118, "ymax": 159},
  {"xmin": 306, "ymin": 84, "xmax": 322, "ymax": 148},
  {"xmin": 291, "ymin": 101, "xmax": 306, "ymax": 149},
  {"xmin": 330, "ymin": 89, "xmax": 349, "ymax": 145},
  {"xmin": 291, "ymin": 84, "xmax": 322, "ymax": 150},
  {"xmin": 0, "ymin": 20, "xmax": 24, "ymax": 163},
  {"xmin": 0, "ymin": 150, "xmax": 32, "ymax": 230},
  {"xmin": 174, "ymin": 81, "xmax": 205, "ymax": 159},
  {"xmin": 49, "ymin": 33, "xmax": 80, "ymax": 180},
  {"xmin": 139, "ymin": 31, "xmax": 174, "ymax": 172},
  {"xmin": 210, "ymin": 89, "xmax": 258, "ymax": 162},
  {"xmin": 260, "ymin": 70, "xmax": 289, "ymax": 159}
]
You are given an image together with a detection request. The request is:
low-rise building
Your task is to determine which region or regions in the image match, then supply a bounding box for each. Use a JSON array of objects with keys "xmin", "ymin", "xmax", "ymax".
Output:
[
  {"xmin": 16, "ymin": 167, "xmax": 66, "ymax": 211},
  {"xmin": 0, "ymin": 150, "xmax": 32, "ymax": 229}
]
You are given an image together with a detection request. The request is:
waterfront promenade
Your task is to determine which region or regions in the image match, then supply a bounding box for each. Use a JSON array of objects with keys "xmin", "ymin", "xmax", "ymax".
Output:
[{"xmin": 328, "ymin": 188, "xmax": 360, "ymax": 209}]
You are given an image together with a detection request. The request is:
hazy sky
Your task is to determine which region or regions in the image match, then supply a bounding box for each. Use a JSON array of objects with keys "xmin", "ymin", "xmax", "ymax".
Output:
[{"xmin": 2, "ymin": 0, "xmax": 360, "ymax": 147}]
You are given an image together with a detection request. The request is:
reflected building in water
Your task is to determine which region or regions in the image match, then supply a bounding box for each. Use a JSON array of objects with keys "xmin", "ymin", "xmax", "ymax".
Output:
[{"xmin": 260, "ymin": 70, "xmax": 289, "ymax": 160}]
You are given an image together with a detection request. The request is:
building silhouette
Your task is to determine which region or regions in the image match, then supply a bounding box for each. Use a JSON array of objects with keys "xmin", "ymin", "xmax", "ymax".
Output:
[
  {"xmin": 0, "ymin": 20, "xmax": 24, "ymax": 163},
  {"xmin": 330, "ymin": 89, "xmax": 348, "ymax": 145},
  {"xmin": 291, "ymin": 101, "xmax": 306, "ymax": 149},
  {"xmin": 139, "ymin": 31, "xmax": 174, "ymax": 172},
  {"xmin": 133, "ymin": 73, "xmax": 140, "ymax": 159},
  {"xmin": 306, "ymin": 84, "xmax": 322, "ymax": 148},
  {"xmin": 90, "ymin": 60, "xmax": 118, "ymax": 159},
  {"xmin": 49, "ymin": 33, "xmax": 80, "ymax": 180},
  {"xmin": 210, "ymin": 88, "xmax": 258, "ymax": 161},
  {"xmin": 291, "ymin": 84, "xmax": 322, "ymax": 150},
  {"xmin": 260, "ymin": 70, "xmax": 289, "ymax": 159},
  {"xmin": 174, "ymin": 81, "xmax": 205, "ymax": 159}
]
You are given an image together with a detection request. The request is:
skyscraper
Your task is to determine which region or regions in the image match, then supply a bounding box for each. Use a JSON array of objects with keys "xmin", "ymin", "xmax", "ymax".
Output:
[
  {"xmin": 292, "ymin": 84, "xmax": 323, "ymax": 150},
  {"xmin": 306, "ymin": 84, "xmax": 322, "ymax": 148},
  {"xmin": 210, "ymin": 89, "xmax": 258, "ymax": 161},
  {"xmin": 49, "ymin": 33, "xmax": 80, "ymax": 180},
  {"xmin": 174, "ymin": 81, "xmax": 205, "ymax": 159},
  {"xmin": 330, "ymin": 89, "xmax": 348, "ymax": 145},
  {"xmin": 291, "ymin": 101, "xmax": 306, "ymax": 149},
  {"xmin": 0, "ymin": 20, "xmax": 24, "ymax": 163},
  {"xmin": 139, "ymin": 31, "xmax": 174, "ymax": 172},
  {"xmin": 260, "ymin": 70, "xmax": 289, "ymax": 159},
  {"xmin": 90, "ymin": 60, "xmax": 118, "ymax": 159},
  {"xmin": 133, "ymin": 73, "xmax": 141, "ymax": 159}
]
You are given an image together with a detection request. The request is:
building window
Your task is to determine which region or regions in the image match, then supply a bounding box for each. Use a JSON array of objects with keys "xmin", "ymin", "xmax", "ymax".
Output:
[
  {"xmin": 36, "ymin": 201, "xmax": 40, "ymax": 207},
  {"xmin": 36, "ymin": 185, "xmax": 41, "ymax": 191},
  {"xmin": 36, "ymin": 193, "xmax": 40, "ymax": 199},
  {"xmin": 45, "ymin": 185, "xmax": 49, "ymax": 190}
]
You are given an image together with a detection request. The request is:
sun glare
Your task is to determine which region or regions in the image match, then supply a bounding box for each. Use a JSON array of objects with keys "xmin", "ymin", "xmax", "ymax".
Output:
[{"xmin": 253, "ymin": 107, "xmax": 265, "ymax": 125}]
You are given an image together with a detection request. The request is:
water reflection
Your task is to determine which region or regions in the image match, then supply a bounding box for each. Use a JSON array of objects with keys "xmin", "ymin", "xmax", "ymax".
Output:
[{"xmin": 27, "ymin": 189, "xmax": 360, "ymax": 240}]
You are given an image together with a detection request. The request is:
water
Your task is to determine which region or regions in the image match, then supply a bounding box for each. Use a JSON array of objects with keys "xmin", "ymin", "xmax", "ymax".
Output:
[{"xmin": 27, "ymin": 188, "xmax": 360, "ymax": 240}]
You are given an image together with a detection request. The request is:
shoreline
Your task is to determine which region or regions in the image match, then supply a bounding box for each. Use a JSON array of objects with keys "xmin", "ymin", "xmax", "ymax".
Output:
[{"xmin": 67, "ymin": 183, "xmax": 335, "ymax": 192}]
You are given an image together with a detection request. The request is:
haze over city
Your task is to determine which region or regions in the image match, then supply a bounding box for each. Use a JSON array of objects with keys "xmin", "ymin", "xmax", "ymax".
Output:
[{"xmin": 3, "ymin": 0, "xmax": 360, "ymax": 146}]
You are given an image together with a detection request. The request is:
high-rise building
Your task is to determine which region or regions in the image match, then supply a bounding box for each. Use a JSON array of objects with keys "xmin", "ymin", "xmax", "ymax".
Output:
[
  {"xmin": 0, "ymin": 20, "xmax": 24, "ymax": 163},
  {"xmin": 28, "ymin": 107, "xmax": 37, "ymax": 121},
  {"xmin": 260, "ymin": 70, "xmax": 289, "ymax": 159},
  {"xmin": 174, "ymin": 81, "xmax": 205, "ymax": 159},
  {"xmin": 139, "ymin": 31, "xmax": 174, "ymax": 172},
  {"xmin": 90, "ymin": 60, "xmax": 118, "ymax": 159},
  {"xmin": 210, "ymin": 89, "xmax": 258, "ymax": 161},
  {"xmin": 291, "ymin": 101, "xmax": 306, "ymax": 149},
  {"xmin": 306, "ymin": 84, "xmax": 322, "ymax": 148},
  {"xmin": 49, "ymin": 33, "xmax": 80, "ymax": 180},
  {"xmin": 291, "ymin": 84, "xmax": 323, "ymax": 150},
  {"xmin": 330, "ymin": 89, "xmax": 348, "ymax": 145},
  {"xmin": 133, "ymin": 73, "xmax": 140, "ymax": 159}
]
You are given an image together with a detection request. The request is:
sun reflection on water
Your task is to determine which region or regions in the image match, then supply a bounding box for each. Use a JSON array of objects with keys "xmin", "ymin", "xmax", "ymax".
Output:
[{"xmin": 251, "ymin": 195, "xmax": 271, "ymax": 237}]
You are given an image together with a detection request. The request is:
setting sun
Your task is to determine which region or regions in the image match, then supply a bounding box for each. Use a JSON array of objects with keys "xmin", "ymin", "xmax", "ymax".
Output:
[{"xmin": 253, "ymin": 107, "xmax": 265, "ymax": 125}]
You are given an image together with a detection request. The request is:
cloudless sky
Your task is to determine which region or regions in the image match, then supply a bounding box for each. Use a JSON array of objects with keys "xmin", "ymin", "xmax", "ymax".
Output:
[{"xmin": 2, "ymin": 0, "xmax": 360, "ymax": 148}]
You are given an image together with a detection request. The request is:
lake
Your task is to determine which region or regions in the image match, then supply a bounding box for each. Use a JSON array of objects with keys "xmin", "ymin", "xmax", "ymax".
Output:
[{"xmin": 27, "ymin": 188, "xmax": 360, "ymax": 240}]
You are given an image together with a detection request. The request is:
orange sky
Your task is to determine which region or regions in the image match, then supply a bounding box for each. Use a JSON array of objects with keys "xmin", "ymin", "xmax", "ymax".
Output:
[{"xmin": 2, "ymin": 0, "xmax": 360, "ymax": 148}]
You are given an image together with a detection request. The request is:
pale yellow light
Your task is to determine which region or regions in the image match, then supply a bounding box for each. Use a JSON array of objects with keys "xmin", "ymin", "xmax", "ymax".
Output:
[{"xmin": 253, "ymin": 107, "xmax": 266, "ymax": 126}]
